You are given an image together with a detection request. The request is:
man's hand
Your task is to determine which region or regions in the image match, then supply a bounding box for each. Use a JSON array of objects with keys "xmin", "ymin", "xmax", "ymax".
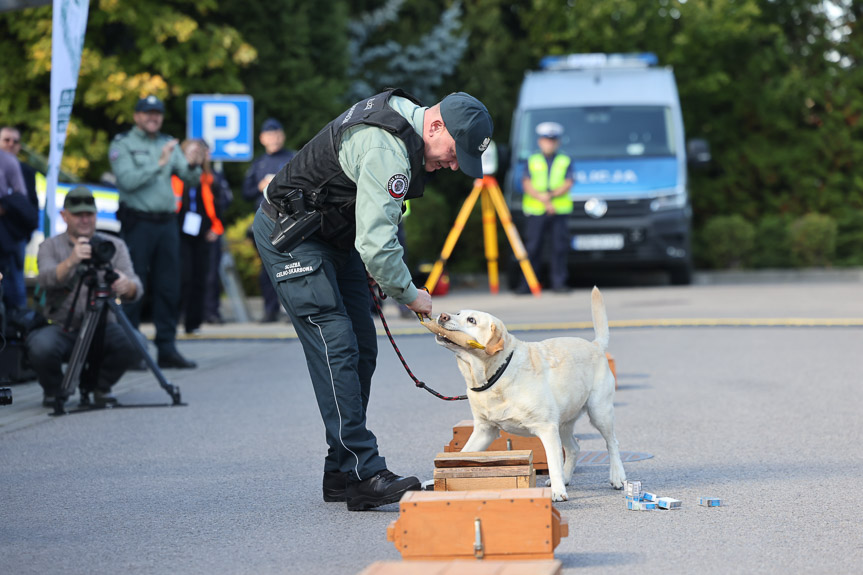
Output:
[
  {"xmin": 111, "ymin": 270, "xmax": 135, "ymax": 299},
  {"xmin": 71, "ymin": 236, "xmax": 92, "ymax": 264},
  {"xmin": 159, "ymin": 139, "xmax": 179, "ymax": 167},
  {"xmin": 258, "ymin": 174, "xmax": 275, "ymax": 193},
  {"xmin": 406, "ymin": 289, "xmax": 432, "ymax": 318},
  {"xmin": 184, "ymin": 140, "xmax": 205, "ymax": 166}
]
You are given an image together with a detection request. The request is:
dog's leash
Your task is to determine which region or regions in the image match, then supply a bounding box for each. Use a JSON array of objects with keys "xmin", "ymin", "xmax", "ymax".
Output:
[{"xmin": 368, "ymin": 282, "xmax": 467, "ymax": 401}]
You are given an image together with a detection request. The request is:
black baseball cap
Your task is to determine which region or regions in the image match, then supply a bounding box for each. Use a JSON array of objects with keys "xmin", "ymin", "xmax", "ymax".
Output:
[
  {"xmin": 261, "ymin": 118, "xmax": 283, "ymax": 132},
  {"xmin": 135, "ymin": 95, "xmax": 165, "ymax": 113},
  {"xmin": 63, "ymin": 186, "xmax": 97, "ymax": 214},
  {"xmin": 440, "ymin": 92, "xmax": 494, "ymax": 179}
]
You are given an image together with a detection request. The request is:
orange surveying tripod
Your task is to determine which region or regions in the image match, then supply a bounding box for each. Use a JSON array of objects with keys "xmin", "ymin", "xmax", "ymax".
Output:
[{"xmin": 424, "ymin": 176, "xmax": 541, "ymax": 296}]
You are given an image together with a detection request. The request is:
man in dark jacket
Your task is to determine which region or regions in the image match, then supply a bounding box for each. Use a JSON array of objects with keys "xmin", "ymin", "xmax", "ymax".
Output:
[
  {"xmin": 243, "ymin": 118, "xmax": 295, "ymax": 322},
  {"xmin": 0, "ymin": 149, "xmax": 36, "ymax": 311}
]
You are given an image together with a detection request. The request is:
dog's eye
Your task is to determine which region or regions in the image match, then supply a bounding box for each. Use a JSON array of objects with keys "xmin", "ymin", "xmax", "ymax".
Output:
[{"xmin": 467, "ymin": 317, "xmax": 476, "ymax": 325}]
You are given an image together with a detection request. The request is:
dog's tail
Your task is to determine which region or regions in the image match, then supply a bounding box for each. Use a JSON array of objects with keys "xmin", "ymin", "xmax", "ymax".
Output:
[{"xmin": 591, "ymin": 286, "xmax": 610, "ymax": 351}]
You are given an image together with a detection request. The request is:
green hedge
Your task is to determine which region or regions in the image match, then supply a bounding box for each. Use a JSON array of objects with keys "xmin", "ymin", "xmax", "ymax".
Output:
[
  {"xmin": 789, "ymin": 213, "xmax": 837, "ymax": 268},
  {"xmin": 699, "ymin": 215, "xmax": 756, "ymax": 269},
  {"xmin": 224, "ymin": 213, "xmax": 261, "ymax": 296}
]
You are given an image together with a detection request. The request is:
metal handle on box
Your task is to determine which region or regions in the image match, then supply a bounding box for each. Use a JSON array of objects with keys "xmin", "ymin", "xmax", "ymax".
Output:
[{"xmin": 473, "ymin": 517, "xmax": 484, "ymax": 559}]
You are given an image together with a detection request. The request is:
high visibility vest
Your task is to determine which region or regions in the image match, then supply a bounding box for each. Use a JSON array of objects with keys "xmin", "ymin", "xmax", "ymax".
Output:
[
  {"xmin": 172, "ymin": 173, "xmax": 224, "ymax": 236},
  {"xmin": 522, "ymin": 153, "xmax": 573, "ymax": 216}
]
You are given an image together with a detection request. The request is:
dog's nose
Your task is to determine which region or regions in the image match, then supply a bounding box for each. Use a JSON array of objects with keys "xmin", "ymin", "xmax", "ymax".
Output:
[{"xmin": 438, "ymin": 312, "xmax": 450, "ymax": 324}]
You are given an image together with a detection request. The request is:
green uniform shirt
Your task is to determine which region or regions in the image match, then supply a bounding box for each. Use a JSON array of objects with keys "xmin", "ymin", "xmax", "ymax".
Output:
[
  {"xmin": 109, "ymin": 127, "xmax": 202, "ymax": 213},
  {"xmin": 338, "ymin": 96, "xmax": 425, "ymax": 306}
]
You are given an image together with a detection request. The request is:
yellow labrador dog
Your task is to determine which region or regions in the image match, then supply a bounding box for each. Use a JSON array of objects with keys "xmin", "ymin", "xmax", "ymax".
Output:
[{"xmin": 430, "ymin": 287, "xmax": 625, "ymax": 502}]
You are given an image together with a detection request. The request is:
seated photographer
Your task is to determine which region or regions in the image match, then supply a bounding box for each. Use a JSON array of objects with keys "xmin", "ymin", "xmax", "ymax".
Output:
[{"xmin": 26, "ymin": 186, "xmax": 144, "ymax": 407}]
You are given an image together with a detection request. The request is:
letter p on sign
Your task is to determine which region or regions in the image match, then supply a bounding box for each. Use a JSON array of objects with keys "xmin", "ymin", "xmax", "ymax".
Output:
[{"xmin": 187, "ymin": 94, "xmax": 254, "ymax": 162}]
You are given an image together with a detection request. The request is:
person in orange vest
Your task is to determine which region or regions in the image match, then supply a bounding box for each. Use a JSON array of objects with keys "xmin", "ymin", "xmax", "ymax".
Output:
[
  {"xmin": 172, "ymin": 139, "xmax": 225, "ymax": 335},
  {"xmin": 518, "ymin": 121, "xmax": 574, "ymax": 294}
]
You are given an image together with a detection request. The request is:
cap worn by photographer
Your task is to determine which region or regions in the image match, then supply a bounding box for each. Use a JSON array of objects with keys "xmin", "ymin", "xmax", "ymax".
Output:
[
  {"xmin": 260, "ymin": 118, "xmax": 283, "ymax": 133},
  {"xmin": 135, "ymin": 94, "xmax": 165, "ymax": 113},
  {"xmin": 63, "ymin": 186, "xmax": 97, "ymax": 214},
  {"xmin": 440, "ymin": 92, "xmax": 494, "ymax": 179}
]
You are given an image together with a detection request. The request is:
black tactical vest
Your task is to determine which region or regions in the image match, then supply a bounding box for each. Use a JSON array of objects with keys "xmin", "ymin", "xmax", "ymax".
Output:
[{"xmin": 265, "ymin": 88, "xmax": 426, "ymax": 248}]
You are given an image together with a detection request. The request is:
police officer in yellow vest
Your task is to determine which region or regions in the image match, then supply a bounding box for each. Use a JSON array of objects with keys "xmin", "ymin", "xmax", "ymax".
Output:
[{"xmin": 519, "ymin": 121, "xmax": 574, "ymax": 293}]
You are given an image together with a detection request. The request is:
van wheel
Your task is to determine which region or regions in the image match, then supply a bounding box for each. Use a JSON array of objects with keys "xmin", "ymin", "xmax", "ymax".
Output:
[{"xmin": 668, "ymin": 261, "xmax": 693, "ymax": 285}]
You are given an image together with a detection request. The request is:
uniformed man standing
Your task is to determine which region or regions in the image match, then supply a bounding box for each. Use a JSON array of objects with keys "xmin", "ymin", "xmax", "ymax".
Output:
[
  {"xmin": 109, "ymin": 95, "xmax": 202, "ymax": 369},
  {"xmin": 519, "ymin": 121, "xmax": 574, "ymax": 294},
  {"xmin": 252, "ymin": 90, "xmax": 493, "ymax": 511}
]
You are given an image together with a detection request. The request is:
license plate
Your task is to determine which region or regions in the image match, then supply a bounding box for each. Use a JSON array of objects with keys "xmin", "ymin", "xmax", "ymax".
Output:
[{"xmin": 573, "ymin": 234, "xmax": 624, "ymax": 251}]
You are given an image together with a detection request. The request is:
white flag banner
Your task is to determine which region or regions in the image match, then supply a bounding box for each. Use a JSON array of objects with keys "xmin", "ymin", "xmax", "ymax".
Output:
[{"xmin": 46, "ymin": 0, "xmax": 90, "ymax": 237}]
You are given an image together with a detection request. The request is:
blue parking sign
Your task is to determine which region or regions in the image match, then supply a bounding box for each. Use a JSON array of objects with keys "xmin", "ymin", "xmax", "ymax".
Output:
[{"xmin": 187, "ymin": 94, "xmax": 254, "ymax": 162}]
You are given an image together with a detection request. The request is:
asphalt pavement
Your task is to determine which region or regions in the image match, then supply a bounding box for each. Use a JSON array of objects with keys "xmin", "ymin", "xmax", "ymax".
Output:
[{"xmin": 2, "ymin": 278, "xmax": 862, "ymax": 574}]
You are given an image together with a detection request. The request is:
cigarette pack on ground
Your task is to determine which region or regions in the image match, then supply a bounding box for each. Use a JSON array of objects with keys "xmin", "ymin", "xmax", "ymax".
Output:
[
  {"xmin": 627, "ymin": 499, "xmax": 656, "ymax": 511},
  {"xmin": 699, "ymin": 497, "xmax": 721, "ymax": 507},
  {"xmin": 624, "ymin": 480, "xmax": 642, "ymax": 501},
  {"xmin": 642, "ymin": 492, "xmax": 658, "ymax": 502},
  {"xmin": 656, "ymin": 497, "xmax": 682, "ymax": 509}
]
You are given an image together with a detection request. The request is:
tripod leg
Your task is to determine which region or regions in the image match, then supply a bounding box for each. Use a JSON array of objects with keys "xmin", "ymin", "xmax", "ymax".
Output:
[
  {"xmin": 480, "ymin": 189, "xmax": 500, "ymax": 294},
  {"xmin": 487, "ymin": 179, "xmax": 542, "ymax": 295},
  {"xmin": 106, "ymin": 299, "xmax": 182, "ymax": 405},
  {"xmin": 54, "ymin": 302, "xmax": 106, "ymax": 415},
  {"xmin": 425, "ymin": 182, "xmax": 483, "ymax": 293}
]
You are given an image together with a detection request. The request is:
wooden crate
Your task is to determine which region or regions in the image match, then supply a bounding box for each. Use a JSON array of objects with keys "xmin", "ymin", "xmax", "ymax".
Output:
[
  {"xmin": 434, "ymin": 451, "xmax": 536, "ymax": 492},
  {"xmin": 443, "ymin": 421, "xmax": 549, "ymax": 473},
  {"xmin": 387, "ymin": 488, "xmax": 568, "ymax": 561},
  {"xmin": 358, "ymin": 559, "xmax": 563, "ymax": 574}
]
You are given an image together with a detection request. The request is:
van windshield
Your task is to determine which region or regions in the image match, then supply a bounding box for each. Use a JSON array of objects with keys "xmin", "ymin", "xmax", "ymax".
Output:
[{"xmin": 517, "ymin": 106, "xmax": 676, "ymax": 161}]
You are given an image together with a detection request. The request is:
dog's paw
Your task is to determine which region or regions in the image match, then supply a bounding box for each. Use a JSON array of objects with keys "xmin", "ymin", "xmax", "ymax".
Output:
[
  {"xmin": 611, "ymin": 480, "xmax": 624, "ymax": 490},
  {"xmin": 552, "ymin": 489, "xmax": 569, "ymax": 502}
]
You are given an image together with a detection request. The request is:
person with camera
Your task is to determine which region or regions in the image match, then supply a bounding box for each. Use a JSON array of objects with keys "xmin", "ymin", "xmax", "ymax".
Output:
[
  {"xmin": 252, "ymin": 90, "xmax": 493, "ymax": 510},
  {"xmin": 26, "ymin": 186, "xmax": 144, "ymax": 407}
]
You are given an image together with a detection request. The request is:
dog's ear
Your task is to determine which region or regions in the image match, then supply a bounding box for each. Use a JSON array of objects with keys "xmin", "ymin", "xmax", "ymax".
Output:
[{"xmin": 484, "ymin": 322, "xmax": 505, "ymax": 356}]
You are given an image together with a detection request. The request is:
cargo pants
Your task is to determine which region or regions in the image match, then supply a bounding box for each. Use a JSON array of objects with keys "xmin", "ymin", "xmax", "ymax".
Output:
[{"xmin": 252, "ymin": 208, "xmax": 386, "ymax": 481}]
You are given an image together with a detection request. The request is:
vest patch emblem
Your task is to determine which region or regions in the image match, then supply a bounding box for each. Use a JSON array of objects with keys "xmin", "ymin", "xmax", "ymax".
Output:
[{"xmin": 387, "ymin": 174, "xmax": 408, "ymax": 199}]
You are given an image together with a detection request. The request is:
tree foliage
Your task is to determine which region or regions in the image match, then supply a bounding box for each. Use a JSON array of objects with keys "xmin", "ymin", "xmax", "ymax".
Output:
[
  {"xmin": 2, "ymin": 0, "xmax": 862, "ymax": 271},
  {"xmin": 0, "ymin": 0, "xmax": 255, "ymax": 181},
  {"xmin": 346, "ymin": 0, "xmax": 467, "ymax": 104}
]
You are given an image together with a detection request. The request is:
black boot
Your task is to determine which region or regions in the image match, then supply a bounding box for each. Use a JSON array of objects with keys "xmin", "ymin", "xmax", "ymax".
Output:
[
  {"xmin": 345, "ymin": 469, "xmax": 420, "ymax": 511},
  {"xmin": 322, "ymin": 471, "xmax": 350, "ymax": 502}
]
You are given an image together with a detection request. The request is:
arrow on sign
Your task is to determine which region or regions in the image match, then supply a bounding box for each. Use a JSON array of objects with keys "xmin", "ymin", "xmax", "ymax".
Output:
[{"xmin": 223, "ymin": 141, "xmax": 251, "ymax": 157}]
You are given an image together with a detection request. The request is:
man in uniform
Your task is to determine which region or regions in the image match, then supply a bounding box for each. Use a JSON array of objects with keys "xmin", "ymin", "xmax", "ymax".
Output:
[
  {"xmin": 26, "ymin": 186, "xmax": 143, "ymax": 407},
  {"xmin": 252, "ymin": 90, "xmax": 493, "ymax": 511},
  {"xmin": 519, "ymin": 121, "xmax": 574, "ymax": 294},
  {"xmin": 109, "ymin": 95, "xmax": 203, "ymax": 369},
  {"xmin": 243, "ymin": 118, "xmax": 295, "ymax": 322}
]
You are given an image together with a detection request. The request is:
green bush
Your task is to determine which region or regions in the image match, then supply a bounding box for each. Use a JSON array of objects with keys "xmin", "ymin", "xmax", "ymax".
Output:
[
  {"xmin": 751, "ymin": 213, "xmax": 793, "ymax": 269},
  {"xmin": 834, "ymin": 209, "xmax": 863, "ymax": 267},
  {"xmin": 789, "ymin": 213, "xmax": 837, "ymax": 267},
  {"xmin": 224, "ymin": 213, "xmax": 261, "ymax": 296},
  {"xmin": 700, "ymin": 214, "xmax": 756, "ymax": 269}
]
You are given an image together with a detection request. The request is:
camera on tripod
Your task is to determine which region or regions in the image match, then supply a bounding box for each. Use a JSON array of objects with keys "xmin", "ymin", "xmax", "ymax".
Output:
[
  {"xmin": 86, "ymin": 234, "xmax": 117, "ymax": 269},
  {"xmin": 80, "ymin": 234, "xmax": 119, "ymax": 292}
]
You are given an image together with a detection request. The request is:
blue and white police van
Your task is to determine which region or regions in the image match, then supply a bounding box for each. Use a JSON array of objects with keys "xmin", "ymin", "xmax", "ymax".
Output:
[{"xmin": 505, "ymin": 53, "xmax": 709, "ymax": 285}]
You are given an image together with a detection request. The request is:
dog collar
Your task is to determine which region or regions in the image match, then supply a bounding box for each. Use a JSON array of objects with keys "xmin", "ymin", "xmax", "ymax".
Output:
[{"xmin": 469, "ymin": 352, "xmax": 515, "ymax": 393}]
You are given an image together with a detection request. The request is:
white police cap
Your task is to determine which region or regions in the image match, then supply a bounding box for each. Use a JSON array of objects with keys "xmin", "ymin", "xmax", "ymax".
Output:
[{"xmin": 536, "ymin": 122, "xmax": 564, "ymax": 139}]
